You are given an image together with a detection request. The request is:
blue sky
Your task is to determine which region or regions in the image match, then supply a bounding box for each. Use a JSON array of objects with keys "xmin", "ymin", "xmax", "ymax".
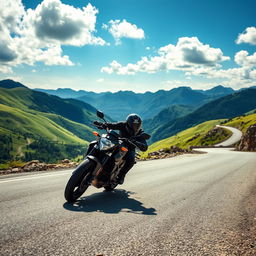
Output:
[{"xmin": 0, "ymin": 0, "xmax": 255, "ymax": 92}]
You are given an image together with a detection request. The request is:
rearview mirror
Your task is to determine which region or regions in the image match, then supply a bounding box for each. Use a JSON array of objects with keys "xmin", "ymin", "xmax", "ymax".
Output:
[
  {"xmin": 140, "ymin": 132, "xmax": 151, "ymax": 140},
  {"xmin": 96, "ymin": 110, "xmax": 104, "ymax": 119}
]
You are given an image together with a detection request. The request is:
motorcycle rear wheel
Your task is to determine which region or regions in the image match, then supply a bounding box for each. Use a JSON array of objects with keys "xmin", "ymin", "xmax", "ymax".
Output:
[{"xmin": 64, "ymin": 159, "xmax": 94, "ymax": 203}]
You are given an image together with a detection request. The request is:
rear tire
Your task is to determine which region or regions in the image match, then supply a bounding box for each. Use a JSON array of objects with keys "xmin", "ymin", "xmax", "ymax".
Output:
[{"xmin": 64, "ymin": 159, "xmax": 94, "ymax": 203}]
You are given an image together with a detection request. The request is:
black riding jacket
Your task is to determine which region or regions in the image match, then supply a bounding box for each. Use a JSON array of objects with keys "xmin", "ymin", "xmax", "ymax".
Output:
[{"xmin": 105, "ymin": 122, "xmax": 148, "ymax": 152}]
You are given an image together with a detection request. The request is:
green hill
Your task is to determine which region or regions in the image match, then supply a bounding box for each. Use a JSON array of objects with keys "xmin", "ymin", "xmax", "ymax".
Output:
[
  {"xmin": 0, "ymin": 81, "xmax": 101, "ymax": 167},
  {"xmin": 223, "ymin": 113, "xmax": 256, "ymax": 132},
  {"xmin": 0, "ymin": 79, "xmax": 27, "ymax": 89},
  {"xmin": 0, "ymin": 86, "xmax": 97, "ymax": 125},
  {"xmin": 143, "ymin": 113, "xmax": 256, "ymax": 158},
  {"xmin": 141, "ymin": 119, "xmax": 227, "ymax": 157},
  {"xmin": 0, "ymin": 103, "xmax": 94, "ymax": 165},
  {"xmin": 151, "ymin": 88, "xmax": 256, "ymax": 142},
  {"xmin": 143, "ymin": 104, "xmax": 194, "ymax": 136}
]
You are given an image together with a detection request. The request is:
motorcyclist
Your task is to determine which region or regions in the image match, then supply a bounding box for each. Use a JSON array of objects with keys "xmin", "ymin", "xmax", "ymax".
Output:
[{"xmin": 92, "ymin": 113, "xmax": 148, "ymax": 184}]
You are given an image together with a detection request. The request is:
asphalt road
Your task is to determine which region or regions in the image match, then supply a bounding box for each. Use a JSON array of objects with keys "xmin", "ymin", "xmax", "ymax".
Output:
[
  {"xmin": 1, "ymin": 148, "xmax": 256, "ymax": 256},
  {"xmin": 215, "ymin": 125, "xmax": 243, "ymax": 147}
]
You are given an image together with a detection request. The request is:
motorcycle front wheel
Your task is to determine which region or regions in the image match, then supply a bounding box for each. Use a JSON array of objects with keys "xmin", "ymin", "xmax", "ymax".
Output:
[{"xmin": 64, "ymin": 159, "xmax": 94, "ymax": 203}]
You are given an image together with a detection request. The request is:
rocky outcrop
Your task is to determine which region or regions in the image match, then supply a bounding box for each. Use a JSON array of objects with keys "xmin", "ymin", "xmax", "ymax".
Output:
[
  {"xmin": 0, "ymin": 159, "xmax": 79, "ymax": 175},
  {"xmin": 237, "ymin": 124, "xmax": 256, "ymax": 151},
  {"xmin": 146, "ymin": 146, "xmax": 201, "ymax": 160}
]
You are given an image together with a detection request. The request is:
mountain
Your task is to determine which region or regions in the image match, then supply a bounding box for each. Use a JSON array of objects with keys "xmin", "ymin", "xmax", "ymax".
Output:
[
  {"xmin": 0, "ymin": 86, "xmax": 98, "ymax": 125},
  {"xmin": 151, "ymin": 88, "xmax": 256, "ymax": 142},
  {"xmin": 35, "ymin": 88, "xmax": 90, "ymax": 98},
  {"xmin": 76, "ymin": 86, "xmax": 218, "ymax": 120},
  {"xmin": 0, "ymin": 79, "xmax": 27, "ymax": 89},
  {"xmin": 198, "ymin": 85, "xmax": 235, "ymax": 97},
  {"xmin": 36, "ymin": 85, "xmax": 236, "ymax": 120},
  {"xmin": 0, "ymin": 82, "xmax": 103, "ymax": 165},
  {"xmin": 143, "ymin": 112, "xmax": 256, "ymax": 157},
  {"xmin": 143, "ymin": 104, "xmax": 194, "ymax": 135}
]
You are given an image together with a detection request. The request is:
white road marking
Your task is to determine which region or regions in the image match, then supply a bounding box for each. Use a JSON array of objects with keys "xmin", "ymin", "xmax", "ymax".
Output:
[{"xmin": 0, "ymin": 170, "xmax": 72, "ymax": 184}]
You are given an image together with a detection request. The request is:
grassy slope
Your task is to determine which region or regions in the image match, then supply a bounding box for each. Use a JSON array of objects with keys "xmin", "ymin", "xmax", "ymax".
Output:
[
  {"xmin": 141, "ymin": 119, "xmax": 226, "ymax": 157},
  {"xmin": 0, "ymin": 104, "xmax": 88, "ymax": 145},
  {"xmin": 143, "ymin": 104, "xmax": 194, "ymax": 135},
  {"xmin": 0, "ymin": 104, "xmax": 92, "ymax": 164},
  {"xmin": 143, "ymin": 113, "xmax": 256, "ymax": 158},
  {"xmin": 0, "ymin": 87, "xmax": 97, "ymax": 125},
  {"xmin": 152, "ymin": 88, "xmax": 256, "ymax": 142},
  {"xmin": 224, "ymin": 113, "xmax": 256, "ymax": 133},
  {"xmin": 41, "ymin": 112, "xmax": 94, "ymax": 142},
  {"xmin": 0, "ymin": 86, "xmax": 100, "ymax": 164}
]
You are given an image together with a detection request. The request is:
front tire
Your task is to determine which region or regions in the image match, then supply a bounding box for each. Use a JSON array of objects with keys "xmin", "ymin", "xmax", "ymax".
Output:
[{"xmin": 64, "ymin": 159, "xmax": 94, "ymax": 203}]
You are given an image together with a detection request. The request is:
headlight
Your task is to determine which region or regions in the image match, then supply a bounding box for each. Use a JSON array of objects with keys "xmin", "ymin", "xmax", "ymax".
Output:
[{"xmin": 99, "ymin": 137, "xmax": 116, "ymax": 151}]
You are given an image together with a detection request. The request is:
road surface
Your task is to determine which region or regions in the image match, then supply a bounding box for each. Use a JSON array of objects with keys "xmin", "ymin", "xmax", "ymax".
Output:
[
  {"xmin": 215, "ymin": 125, "xmax": 243, "ymax": 147},
  {"xmin": 1, "ymin": 148, "xmax": 256, "ymax": 256}
]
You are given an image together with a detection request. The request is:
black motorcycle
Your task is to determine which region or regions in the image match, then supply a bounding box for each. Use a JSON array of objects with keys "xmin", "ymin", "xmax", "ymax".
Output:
[{"xmin": 64, "ymin": 110, "xmax": 150, "ymax": 203}]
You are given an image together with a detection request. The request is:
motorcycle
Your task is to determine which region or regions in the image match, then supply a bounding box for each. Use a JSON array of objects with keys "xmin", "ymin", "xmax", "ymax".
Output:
[{"xmin": 64, "ymin": 110, "xmax": 150, "ymax": 203}]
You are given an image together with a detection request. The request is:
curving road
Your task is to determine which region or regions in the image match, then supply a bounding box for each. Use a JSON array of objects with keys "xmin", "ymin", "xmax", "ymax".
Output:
[
  {"xmin": 215, "ymin": 125, "xmax": 243, "ymax": 147},
  {"xmin": 1, "ymin": 148, "xmax": 256, "ymax": 255}
]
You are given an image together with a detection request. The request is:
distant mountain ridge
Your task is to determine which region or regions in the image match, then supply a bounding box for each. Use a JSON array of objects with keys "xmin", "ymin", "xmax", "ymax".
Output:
[
  {"xmin": 0, "ymin": 79, "xmax": 27, "ymax": 89},
  {"xmin": 35, "ymin": 85, "xmax": 237, "ymax": 120},
  {"xmin": 151, "ymin": 88, "xmax": 256, "ymax": 142},
  {"xmin": 143, "ymin": 104, "xmax": 194, "ymax": 134},
  {"xmin": 196, "ymin": 85, "xmax": 235, "ymax": 96}
]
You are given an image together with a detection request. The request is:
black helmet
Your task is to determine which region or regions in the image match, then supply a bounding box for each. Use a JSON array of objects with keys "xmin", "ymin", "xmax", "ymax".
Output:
[{"xmin": 126, "ymin": 113, "xmax": 142, "ymax": 135}]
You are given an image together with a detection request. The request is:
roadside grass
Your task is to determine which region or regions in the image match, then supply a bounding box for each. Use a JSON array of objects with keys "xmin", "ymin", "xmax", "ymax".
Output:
[
  {"xmin": 223, "ymin": 113, "xmax": 256, "ymax": 133},
  {"xmin": 142, "ymin": 113, "xmax": 256, "ymax": 159},
  {"xmin": 141, "ymin": 119, "xmax": 228, "ymax": 158},
  {"xmin": 0, "ymin": 160, "xmax": 25, "ymax": 170}
]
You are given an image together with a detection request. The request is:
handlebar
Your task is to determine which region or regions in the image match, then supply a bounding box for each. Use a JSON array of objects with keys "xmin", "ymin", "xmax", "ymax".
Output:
[{"xmin": 93, "ymin": 123, "xmax": 137, "ymax": 148}]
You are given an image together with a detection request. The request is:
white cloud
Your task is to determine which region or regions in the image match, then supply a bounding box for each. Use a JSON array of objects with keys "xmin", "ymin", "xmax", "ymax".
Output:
[
  {"xmin": 24, "ymin": 0, "xmax": 105, "ymax": 46},
  {"xmin": 0, "ymin": 65, "xmax": 13, "ymax": 74},
  {"xmin": 103, "ymin": 19, "xmax": 144, "ymax": 44},
  {"xmin": 96, "ymin": 78, "xmax": 104, "ymax": 83},
  {"xmin": 35, "ymin": 45, "xmax": 74, "ymax": 66},
  {"xmin": 0, "ymin": 0, "xmax": 25, "ymax": 33},
  {"xmin": 0, "ymin": 0, "xmax": 105, "ymax": 73},
  {"xmin": 234, "ymin": 50, "xmax": 256, "ymax": 68},
  {"xmin": 236, "ymin": 27, "xmax": 256, "ymax": 45},
  {"xmin": 102, "ymin": 37, "xmax": 256, "ymax": 89},
  {"xmin": 101, "ymin": 37, "xmax": 230, "ymax": 74}
]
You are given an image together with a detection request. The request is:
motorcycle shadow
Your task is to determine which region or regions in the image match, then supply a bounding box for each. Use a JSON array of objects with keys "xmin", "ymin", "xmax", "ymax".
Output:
[{"xmin": 63, "ymin": 189, "xmax": 157, "ymax": 215}]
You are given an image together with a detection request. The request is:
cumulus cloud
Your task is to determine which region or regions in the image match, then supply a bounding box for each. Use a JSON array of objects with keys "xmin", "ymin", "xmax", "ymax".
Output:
[
  {"xmin": 236, "ymin": 27, "xmax": 256, "ymax": 45},
  {"xmin": 234, "ymin": 50, "xmax": 256, "ymax": 68},
  {"xmin": 24, "ymin": 0, "xmax": 105, "ymax": 46},
  {"xmin": 0, "ymin": 41, "xmax": 17, "ymax": 62},
  {"xmin": 0, "ymin": 0, "xmax": 105, "ymax": 73},
  {"xmin": 0, "ymin": 0, "xmax": 25, "ymax": 33},
  {"xmin": 103, "ymin": 19, "xmax": 144, "ymax": 44},
  {"xmin": 101, "ymin": 37, "xmax": 229, "ymax": 74},
  {"xmin": 102, "ymin": 36, "xmax": 256, "ymax": 88}
]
